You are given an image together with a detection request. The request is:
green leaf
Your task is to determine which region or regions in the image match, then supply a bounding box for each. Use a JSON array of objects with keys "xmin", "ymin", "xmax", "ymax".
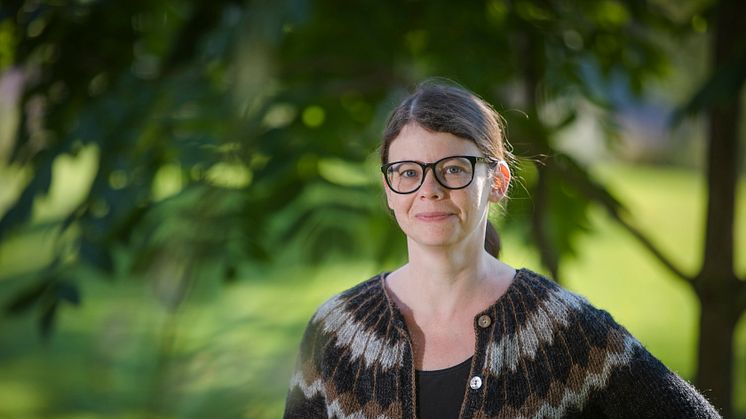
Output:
[{"xmin": 4, "ymin": 280, "xmax": 49, "ymax": 315}]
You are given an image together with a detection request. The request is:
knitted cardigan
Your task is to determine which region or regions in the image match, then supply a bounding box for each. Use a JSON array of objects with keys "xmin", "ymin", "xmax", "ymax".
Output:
[{"xmin": 284, "ymin": 268, "xmax": 721, "ymax": 418}]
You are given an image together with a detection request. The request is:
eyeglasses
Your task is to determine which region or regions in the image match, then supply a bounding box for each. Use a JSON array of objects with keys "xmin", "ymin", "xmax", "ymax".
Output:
[{"xmin": 381, "ymin": 155, "xmax": 497, "ymax": 194}]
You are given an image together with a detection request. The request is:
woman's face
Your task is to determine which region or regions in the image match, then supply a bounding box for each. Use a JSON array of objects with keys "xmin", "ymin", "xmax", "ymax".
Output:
[{"xmin": 384, "ymin": 123, "xmax": 502, "ymax": 250}]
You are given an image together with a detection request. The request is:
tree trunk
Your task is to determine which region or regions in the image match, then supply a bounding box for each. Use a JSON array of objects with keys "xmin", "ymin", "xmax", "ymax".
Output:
[
  {"xmin": 519, "ymin": 28, "xmax": 562, "ymax": 283},
  {"xmin": 532, "ymin": 166, "xmax": 560, "ymax": 281},
  {"xmin": 694, "ymin": 0, "xmax": 745, "ymax": 416},
  {"xmin": 694, "ymin": 278, "xmax": 742, "ymax": 418}
]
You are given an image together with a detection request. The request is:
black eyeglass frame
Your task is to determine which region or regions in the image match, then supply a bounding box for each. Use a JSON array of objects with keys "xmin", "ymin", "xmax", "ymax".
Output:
[{"xmin": 380, "ymin": 155, "xmax": 498, "ymax": 194}]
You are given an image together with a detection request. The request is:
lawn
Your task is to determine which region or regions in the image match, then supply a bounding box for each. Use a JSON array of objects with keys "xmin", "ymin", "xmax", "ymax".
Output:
[{"xmin": 0, "ymin": 161, "xmax": 744, "ymax": 418}]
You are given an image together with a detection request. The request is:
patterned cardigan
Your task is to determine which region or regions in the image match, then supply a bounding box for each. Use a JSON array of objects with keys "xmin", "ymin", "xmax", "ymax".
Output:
[{"xmin": 284, "ymin": 268, "xmax": 720, "ymax": 418}]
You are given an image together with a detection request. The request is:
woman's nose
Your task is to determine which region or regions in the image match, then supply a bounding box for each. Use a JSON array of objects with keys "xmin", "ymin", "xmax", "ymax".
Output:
[{"xmin": 418, "ymin": 168, "xmax": 445, "ymax": 199}]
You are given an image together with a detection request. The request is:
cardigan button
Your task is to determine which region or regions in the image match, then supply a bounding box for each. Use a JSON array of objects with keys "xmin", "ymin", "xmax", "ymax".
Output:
[
  {"xmin": 478, "ymin": 315, "xmax": 492, "ymax": 328},
  {"xmin": 469, "ymin": 376, "xmax": 482, "ymax": 390}
]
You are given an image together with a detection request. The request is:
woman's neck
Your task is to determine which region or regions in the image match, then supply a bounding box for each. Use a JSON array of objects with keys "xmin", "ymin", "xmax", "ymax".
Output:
[{"xmin": 388, "ymin": 239, "xmax": 514, "ymax": 319}]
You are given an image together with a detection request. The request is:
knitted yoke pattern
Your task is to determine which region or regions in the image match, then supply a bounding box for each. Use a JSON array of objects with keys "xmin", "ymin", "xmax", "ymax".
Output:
[{"xmin": 284, "ymin": 268, "xmax": 721, "ymax": 418}]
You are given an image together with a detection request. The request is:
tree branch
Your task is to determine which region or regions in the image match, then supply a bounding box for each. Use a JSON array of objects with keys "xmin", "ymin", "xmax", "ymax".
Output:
[
  {"xmin": 557, "ymin": 158, "xmax": 694, "ymax": 285},
  {"xmin": 606, "ymin": 210, "xmax": 695, "ymax": 284}
]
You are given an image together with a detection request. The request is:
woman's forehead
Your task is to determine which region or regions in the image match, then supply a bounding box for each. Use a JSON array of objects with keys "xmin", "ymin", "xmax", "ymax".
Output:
[{"xmin": 388, "ymin": 124, "xmax": 481, "ymax": 161}]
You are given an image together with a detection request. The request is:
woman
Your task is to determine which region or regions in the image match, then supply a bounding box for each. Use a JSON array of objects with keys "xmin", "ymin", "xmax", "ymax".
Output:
[{"xmin": 284, "ymin": 82, "xmax": 720, "ymax": 418}]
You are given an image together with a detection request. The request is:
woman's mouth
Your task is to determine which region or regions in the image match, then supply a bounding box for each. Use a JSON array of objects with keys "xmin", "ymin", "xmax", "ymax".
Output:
[{"xmin": 415, "ymin": 212, "xmax": 454, "ymax": 221}]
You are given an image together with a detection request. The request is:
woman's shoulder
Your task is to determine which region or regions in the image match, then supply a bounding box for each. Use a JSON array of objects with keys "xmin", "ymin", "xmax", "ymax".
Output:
[
  {"xmin": 515, "ymin": 268, "xmax": 622, "ymax": 319},
  {"xmin": 510, "ymin": 268, "xmax": 642, "ymax": 347},
  {"xmin": 310, "ymin": 272, "xmax": 388, "ymax": 322},
  {"xmin": 298, "ymin": 272, "xmax": 401, "ymax": 347},
  {"xmin": 497, "ymin": 269, "xmax": 721, "ymax": 417},
  {"xmin": 296, "ymin": 272, "xmax": 408, "ymax": 370}
]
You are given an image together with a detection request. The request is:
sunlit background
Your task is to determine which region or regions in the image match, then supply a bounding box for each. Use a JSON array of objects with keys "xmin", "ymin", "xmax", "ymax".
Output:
[{"xmin": 0, "ymin": 1, "xmax": 744, "ymax": 418}]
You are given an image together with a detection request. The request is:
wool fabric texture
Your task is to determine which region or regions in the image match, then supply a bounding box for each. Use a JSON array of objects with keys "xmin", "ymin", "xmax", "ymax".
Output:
[{"xmin": 284, "ymin": 268, "xmax": 720, "ymax": 418}]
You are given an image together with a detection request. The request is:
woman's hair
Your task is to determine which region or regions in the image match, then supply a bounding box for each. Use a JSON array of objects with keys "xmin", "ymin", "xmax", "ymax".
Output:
[{"xmin": 380, "ymin": 80, "xmax": 513, "ymax": 257}]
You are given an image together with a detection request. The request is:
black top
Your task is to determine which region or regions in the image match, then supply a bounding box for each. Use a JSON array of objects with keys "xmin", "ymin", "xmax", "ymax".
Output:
[{"xmin": 415, "ymin": 357, "xmax": 473, "ymax": 419}]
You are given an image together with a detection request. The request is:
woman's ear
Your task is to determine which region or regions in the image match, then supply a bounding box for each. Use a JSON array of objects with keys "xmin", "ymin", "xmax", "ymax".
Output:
[{"xmin": 489, "ymin": 160, "xmax": 511, "ymax": 202}]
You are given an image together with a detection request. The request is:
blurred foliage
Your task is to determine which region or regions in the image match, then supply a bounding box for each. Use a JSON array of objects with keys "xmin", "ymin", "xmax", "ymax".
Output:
[{"xmin": 0, "ymin": 0, "xmax": 720, "ymax": 335}]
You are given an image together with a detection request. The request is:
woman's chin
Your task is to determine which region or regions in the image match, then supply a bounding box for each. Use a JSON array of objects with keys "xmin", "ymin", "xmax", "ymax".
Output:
[{"xmin": 408, "ymin": 233, "xmax": 460, "ymax": 249}]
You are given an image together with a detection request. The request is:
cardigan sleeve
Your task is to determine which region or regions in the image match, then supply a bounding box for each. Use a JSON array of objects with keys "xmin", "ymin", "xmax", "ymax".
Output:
[
  {"xmin": 594, "ymin": 332, "xmax": 722, "ymax": 418},
  {"xmin": 283, "ymin": 317, "xmax": 329, "ymax": 419}
]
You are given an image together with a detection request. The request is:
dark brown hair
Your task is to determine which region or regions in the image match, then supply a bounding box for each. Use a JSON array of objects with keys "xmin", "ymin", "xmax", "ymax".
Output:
[{"xmin": 381, "ymin": 81, "xmax": 513, "ymax": 257}]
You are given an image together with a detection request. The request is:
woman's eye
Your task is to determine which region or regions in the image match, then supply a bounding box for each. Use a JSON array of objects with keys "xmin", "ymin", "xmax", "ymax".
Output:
[
  {"xmin": 445, "ymin": 166, "xmax": 464, "ymax": 175},
  {"xmin": 401, "ymin": 169, "xmax": 418, "ymax": 178}
]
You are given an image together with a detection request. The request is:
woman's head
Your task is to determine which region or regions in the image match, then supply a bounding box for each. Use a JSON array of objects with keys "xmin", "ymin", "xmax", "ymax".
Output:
[{"xmin": 380, "ymin": 81, "xmax": 513, "ymax": 257}]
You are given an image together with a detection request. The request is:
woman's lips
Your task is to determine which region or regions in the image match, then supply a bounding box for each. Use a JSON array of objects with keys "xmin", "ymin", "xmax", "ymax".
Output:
[{"xmin": 415, "ymin": 212, "xmax": 454, "ymax": 221}]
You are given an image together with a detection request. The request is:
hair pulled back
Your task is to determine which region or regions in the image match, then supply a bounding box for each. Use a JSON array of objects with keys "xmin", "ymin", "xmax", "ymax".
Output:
[{"xmin": 380, "ymin": 81, "xmax": 512, "ymax": 257}]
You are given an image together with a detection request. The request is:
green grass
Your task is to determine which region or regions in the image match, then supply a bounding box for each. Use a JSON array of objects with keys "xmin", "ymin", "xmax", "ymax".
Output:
[{"xmin": 0, "ymin": 161, "xmax": 744, "ymax": 418}]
